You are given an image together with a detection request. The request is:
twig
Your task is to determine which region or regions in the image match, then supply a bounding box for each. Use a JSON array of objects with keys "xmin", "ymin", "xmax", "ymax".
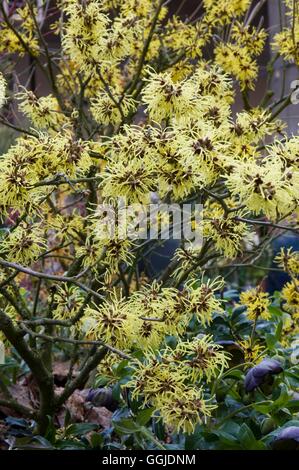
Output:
[
  {"xmin": 121, "ymin": 0, "xmax": 166, "ymax": 98},
  {"xmin": 32, "ymin": 174, "xmax": 102, "ymax": 189},
  {"xmin": 0, "ymin": 398, "xmax": 36, "ymax": 419},
  {"xmin": 54, "ymin": 347, "xmax": 107, "ymax": 408},
  {"xmin": 25, "ymin": 0, "xmax": 64, "ymax": 110},
  {"xmin": 0, "ymin": 258, "xmax": 104, "ymax": 301},
  {"xmin": 0, "ymin": 115, "xmax": 38, "ymax": 137},
  {"xmin": 235, "ymin": 217, "xmax": 299, "ymax": 233},
  {"xmin": 20, "ymin": 323, "xmax": 131, "ymax": 359}
]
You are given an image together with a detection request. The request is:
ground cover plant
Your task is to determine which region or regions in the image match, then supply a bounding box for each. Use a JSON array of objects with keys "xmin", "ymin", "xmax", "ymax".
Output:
[{"xmin": 0, "ymin": 0, "xmax": 299, "ymax": 450}]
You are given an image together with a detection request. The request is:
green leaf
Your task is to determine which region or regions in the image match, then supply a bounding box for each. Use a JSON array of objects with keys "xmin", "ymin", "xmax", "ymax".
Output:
[
  {"xmin": 113, "ymin": 418, "xmax": 142, "ymax": 435},
  {"xmin": 238, "ymin": 423, "xmax": 265, "ymax": 450},
  {"xmin": 253, "ymin": 401, "xmax": 273, "ymax": 414},
  {"xmin": 112, "ymin": 382, "xmax": 122, "ymax": 401},
  {"xmin": 261, "ymin": 417, "xmax": 276, "ymax": 435},
  {"xmin": 213, "ymin": 430, "xmax": 241, "ymax": 450},
  {"xmin": 44, "ymin": 416, "xmax": 56, "ymax": 443},
  {"xmin": 286, "ymin": 400, "xmax": 299, "ymax": 413},
  {"xmin": 14, "ymin": 436, "xmax": 54, "ymax": 450},
  {"xmin": 184, "ymin": 431, "xmax": 203, "ymax": 450},
  {"xmin": 223, "ymin": 289, "xmax": 239, "ymax": 300},
  {"xmin": 285, "ymin": 369, "xmax": 299, "ymax": 388},
  {"xmin": 94, "ymin": 375, "xmax": 110, "ymax": 387},
  {"xmin": 268, "ymin": 306, "xmax": 283, "ymax": 317},
  {"xmin": 265, "ymin": 333, "xmax": 277, "ymax": 350},
  {"xmin": 136, "ymin": 407, "xmax": 155, "ymax": 426},
  {"xmin": 56, "ymin": 439, "xmax": 88, "ymax": 450},
  {"xmin": 231, "ymin": 306, "xmax": 246, "ymax": 322},
  {"xmin": 114, "ymin": 359, "xmax": 129, "ymax": 376},
  {"xmin": 90, "ymin": 432, "xmax": 104, "ymax": 449},
  {"xmin": 220, "ymin": 420, "xmax": 240, "ymax": 436},
  {"xmin": 63, "ymin": 408, "xmax": 71, "ymax": 429},
  {"xmin": 272, "ymin": 385, "xmax": 290, "ymax": 410},
  {"xmin": 152, "ymin": 417, "xmax": 165, "ymax": 441},
  {"xmin": 65, "ymin": 423, "xmax": 98, "ymax": 437},
  {"xmin": 275, "ymin": 320, "xmax": 283, "ymax": 341},
  {"xmin": 224, "ymin": 369, "xmax": 244, "ymax": 380}
]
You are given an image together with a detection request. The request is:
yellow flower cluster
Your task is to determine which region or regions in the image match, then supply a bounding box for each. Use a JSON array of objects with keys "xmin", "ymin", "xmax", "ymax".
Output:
[
  {"xmin": 281, "ymin": 315, "xmax": 299, "ymax": 346},
  {"xmin": 83, "ymin": 278, "xmax": 224, "ymax": 351},
  {"xmin": 156, "ymin": 387, "xmax": 217, "ymax": 434},
  {"xmin": 142, "ymin": 68, "xmax": 203, "ymax": 122},
  {"xmin": 126, "ymin": 335, "xmax": 227, "ymax": 433},
  {"xmin": 164, "ymin": 335, "xmax": 229, "ymax": 382},
  {"xmin": 281, "ymin": 280, "xmax": 299, "ymax": 317},
  {"xmin": 226, "ymin": 157, "xmax": 298, "ymax": 220},
  {"xmin": 0, "ymin": 133, "xmax": 93, "ymax": 214},
  {"xmin": 0, "ymin": 1, "xmax": 297, "ymax": 304},
  {"xmin": 62, "ymin": 1, "xmax": 110, "ymax": 68},
  {"xmin": 53, "ymin": 284, "xmax": 85, "ymax": 322},
  {"xmin": 240, "ymin": 288, "xmax": 271, "ymax": 321},
  {"xmin": 238, "ymin": 339, "xmax": 265, "ymax": 364},
  {"xmin": 98, "ymin": 66, "xmax": 234, "ymax": 202},
  {"xmin": 47, "ymin": 212, "xmax": 85, "ymax": 245},
  {"xmin": 203, "ymin": 0, "xmax": 251, "ymax": 23},
  {"xmin": 275, "ymin": 247, "xmax": 299, "ymax": 278},
  {"xmin": 274, "ymin": 247, "xmax": 299, "ymax": 321},
  {"xmin": 79, "ymin": 208, "xmax": 136, "ymax": 282},
  {"xmin": 203, "ymin": 205, "xmax": 253, "ymax": 259},
  {"xmin": 56, "ymin": 0, "xmax": 269, "ymax": 119},
  {"xmin": 182, "ymin": 277, "xmax": 225, "ymax": 326},
  {"xmin": 90, "ymin": 93, "xmax": 136, "ymax": 126},
  {"xmin": 270, "ymin": 136, "xmax": 299, "ymax": 170},
  {"xmin": 214, "ymin": 23, "xmax": 267, "ymax": 90},
  {"xmin": 17, "ymin": 90, "xmax": 70, "ymax": 131},
  {"xmin": 96, "ymin": 352, "xmax": 124, "ymax": 385},
  {"xmin": 0, "ymin": 5, "xmax": 39, "ymax": 56},
  {"xmin": 142, "ymin": 66, "xmax": 234, "ymax": 125},
  {"xmin": 0, "ymin": 221, "xmax": 46, "ymax": 266},
  {"xmin": 273, "ymin": 0, "xmax": 299, "ymax": 65},
  {"xmin": 60, "ymin": 0, "xmax": 165, "ymax": 99},
  {"xmin": 164, "ymin": 17, "xmax": 211, "ymax": 61}
]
